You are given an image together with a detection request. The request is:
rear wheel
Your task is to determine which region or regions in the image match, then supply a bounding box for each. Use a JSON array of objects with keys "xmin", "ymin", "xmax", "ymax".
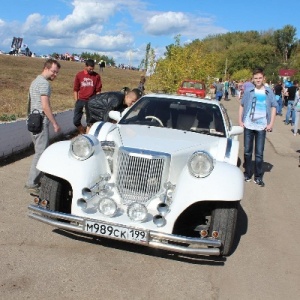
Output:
[
  {"xmin": 210, "ymin": 201, "xmax": 239, "ymax": 256},
  {"xmin": 39, "ymin": 174, "xmax": 72, "ymax": 213}
]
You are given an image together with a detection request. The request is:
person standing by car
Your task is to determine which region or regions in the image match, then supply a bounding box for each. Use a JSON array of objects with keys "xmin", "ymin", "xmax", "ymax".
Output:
[
  {"xmin": 73, "ymin": 59, "xmax": 102, "ymax": 134},
  {"xmin": 238, "ymin": 67, "xmax": 277, "ymax": 187},
  {"xmin": 88, "ymin": 89, "xmax": 142, "ymax": 125},
  {"xmin": 25, "ymin": 58, "xmax": 61, "ymax": 194}
]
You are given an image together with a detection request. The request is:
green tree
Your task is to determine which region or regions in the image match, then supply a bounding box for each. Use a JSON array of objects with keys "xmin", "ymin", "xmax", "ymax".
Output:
[
  {"xmin": 147, "ymin": 37, "xmax": 218, "ymax": 93},
  {"xmin": 273, "ymin": 25, "xmax": 297, "ymax": 62},
  {"xmin": 144, "ymin": 43, "xmax": 151, "ymax": 70},
  {"xmin": 231, "ymin": 69, "xmax": 252, "ymax": 81}
]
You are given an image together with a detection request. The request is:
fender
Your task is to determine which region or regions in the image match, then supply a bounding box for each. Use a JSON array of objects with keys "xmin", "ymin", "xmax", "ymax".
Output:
[
  {"xmin": 89, "ymin": 121, "xmax": 117, "ymax": 141},
  {"xmin": 37, "ymin": 139, "xmax": 109, "ymax": 191},
  {"xmin": 167, "ymin": 161, "xmax": 244, "ymax": 220},
  {"xmin": 224, "ymin": 138, "xmax": 240, "ymax": 165}
]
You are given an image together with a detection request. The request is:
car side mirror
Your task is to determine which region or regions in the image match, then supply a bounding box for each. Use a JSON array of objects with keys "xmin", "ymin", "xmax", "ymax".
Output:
[
  {"xmin": 108, "ymin": 111, "xmax": 121, "ymax": 122},
  {"xmin": 229, "ymin": 125, "xmax": 243, "ymax": 137}
]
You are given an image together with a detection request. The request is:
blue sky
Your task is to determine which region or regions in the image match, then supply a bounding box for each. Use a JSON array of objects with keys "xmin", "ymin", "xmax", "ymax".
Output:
[{"xmin": 0, "ymin": 0, "xmax": 299, "ymax": 66}]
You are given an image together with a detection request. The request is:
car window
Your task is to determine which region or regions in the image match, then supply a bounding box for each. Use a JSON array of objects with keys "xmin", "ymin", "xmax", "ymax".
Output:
[
  {"xmin": 182, "ymin": 82, "xmax": 190, "ymax": 88},
  {"xmin": 194, "ymin": 83, "xmax": 203, "ymax": 89},
  {"xmin": 120, "ymin": 96, "xmax": 226, "ymax": 137}
]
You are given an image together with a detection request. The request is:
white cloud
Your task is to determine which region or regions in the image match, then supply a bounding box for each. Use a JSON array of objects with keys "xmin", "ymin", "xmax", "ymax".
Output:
[
  {"xmin": 0, "ymin": 0, "xmax": 229, "ymax": 65},
  {"xmin": 22, "ymin": 13, "xmax": 44, "ymax": 34},
  {"xmin": 45, "ymin": 0, "xmax": 117, "ymax": 36},
  {"xmin": 144, "ymin": 12, "xmax": 190, "ymax": 35}
]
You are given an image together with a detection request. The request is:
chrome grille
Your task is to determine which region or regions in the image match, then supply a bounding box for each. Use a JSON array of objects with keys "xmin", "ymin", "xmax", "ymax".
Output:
[{"xmin": 116, "ymin": 147, "xmax": 169, "ymax": 204}]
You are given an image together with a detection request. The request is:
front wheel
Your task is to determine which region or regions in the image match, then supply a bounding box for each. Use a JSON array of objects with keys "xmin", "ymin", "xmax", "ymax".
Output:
[
  {"xmin": 210, "ymin": 201, "xmax": 239, "ymax": 256},
  {"xmin": 39, "ymin": 174, "xmax": 72, "ymax": 213}
]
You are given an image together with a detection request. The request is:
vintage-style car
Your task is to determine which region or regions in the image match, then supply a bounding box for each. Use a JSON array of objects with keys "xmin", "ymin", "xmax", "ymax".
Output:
[
  {"xmin": 28, "ymin": 93, "xmax": 244, "ymax": 256},
  {"xmin": 177, "ymin": 80, "xmax": 206, "ymax": 98}
]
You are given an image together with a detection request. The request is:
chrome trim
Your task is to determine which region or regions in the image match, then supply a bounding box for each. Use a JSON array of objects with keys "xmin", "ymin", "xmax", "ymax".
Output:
[
  {"xmin": 116, "ymin": 147, "xmax": 170, "ymax": 204},
  {"xmin": 225, "ymin": 138, "xmax": 232, "ymax": 158},
  {"xmin": 94, "ymin": 121, "xmax": 105, "ymax": 138},
  {"xmin": 28, "ymin": 205, "xmax": 221, "ymax": 256}
]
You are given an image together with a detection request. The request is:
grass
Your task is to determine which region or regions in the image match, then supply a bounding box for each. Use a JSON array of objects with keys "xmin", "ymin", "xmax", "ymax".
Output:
[{"xmin": 0, "ymin": 55, "xmax": 144, "ymax": 121}]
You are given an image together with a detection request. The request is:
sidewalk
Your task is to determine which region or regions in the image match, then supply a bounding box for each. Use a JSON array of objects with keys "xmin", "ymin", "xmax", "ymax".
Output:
[{"xmin": 223, "ymin": 95, "xmax": 300, "ymax": 158}]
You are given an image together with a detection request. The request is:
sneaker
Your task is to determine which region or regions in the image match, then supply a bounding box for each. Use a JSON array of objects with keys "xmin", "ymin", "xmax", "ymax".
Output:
[
  {"xmin": 254, "ymin": 178, "xmax": 265, "ymax": 187},
  {"xmin": 244, "ymin": 176, "xmax": 251, "ymax": 182},
  {"xmin": 25, "ymin": 185, "xmax": 40, "ymax": 195}
]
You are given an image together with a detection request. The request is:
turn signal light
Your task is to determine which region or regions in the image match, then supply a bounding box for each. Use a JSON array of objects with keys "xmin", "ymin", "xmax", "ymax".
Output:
[
  {"xmin": 200, "ymin": 229, "xmax": 208, "ymax": 238},
  {"xmin": 212, "ymin": 231, "xmax": 219, "ymax": 238},
  {"xmin": 40, "ymin": 199, "xmax": 48, "ymax": 208}
]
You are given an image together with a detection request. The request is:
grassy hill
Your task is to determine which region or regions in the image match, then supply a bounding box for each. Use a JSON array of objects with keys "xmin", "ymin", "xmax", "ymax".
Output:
[{"xmin": 0, "ymin": 55, "xmax": 143, "ymax": 121}]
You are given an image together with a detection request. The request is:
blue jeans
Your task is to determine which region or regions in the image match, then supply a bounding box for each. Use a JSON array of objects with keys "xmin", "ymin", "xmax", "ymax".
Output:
[
  {"xmin": 285, "ymin": 100, "xmax": 295, "ymax": 124},
  {"xmin": 244, "ymin": 128, "xmax": 266, "ymax": 179},
  {"xmin": 216, "ymin": 91, "xmax": 223, "ymax": 101},
  {"xmin": 276, "ymin": 96, "xmax": 282, "ymax": 114}
]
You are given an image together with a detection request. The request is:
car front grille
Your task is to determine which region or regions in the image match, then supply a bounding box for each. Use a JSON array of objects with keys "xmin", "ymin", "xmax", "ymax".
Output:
[{"xmin": 116, "ymin": 147, "xmax": 169, "ymax": 204}]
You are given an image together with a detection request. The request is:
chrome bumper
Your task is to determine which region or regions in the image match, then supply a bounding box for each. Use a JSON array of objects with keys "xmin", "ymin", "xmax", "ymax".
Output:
[{"xmin": 28, "ymin": 204, "xmax": 221, "ymax": 256}]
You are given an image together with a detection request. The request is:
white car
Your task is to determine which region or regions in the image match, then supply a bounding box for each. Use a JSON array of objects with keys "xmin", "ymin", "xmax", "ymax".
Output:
[{"xmin": 28, "ymin": 94, "xmax": 244, "ymax": 256}]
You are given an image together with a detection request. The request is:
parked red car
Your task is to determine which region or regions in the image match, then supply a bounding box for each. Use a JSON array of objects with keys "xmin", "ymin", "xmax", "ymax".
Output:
[{"xmin": 177, "ymin": 80, "xmax": 206, "ymax": 98}]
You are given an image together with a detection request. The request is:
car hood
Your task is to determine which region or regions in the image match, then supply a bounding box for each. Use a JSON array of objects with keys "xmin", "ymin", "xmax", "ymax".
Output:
[{"xmin": 114, "ymin": 125, "xmax": 227, "ymax": 159}]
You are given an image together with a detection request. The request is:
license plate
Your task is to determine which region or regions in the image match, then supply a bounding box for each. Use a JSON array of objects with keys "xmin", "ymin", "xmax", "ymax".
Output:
[
  {"xmin": 84, "ymin": 220, "xmax": 148, "ymax": 243},
  {"xmin": 186, "ymin": 93, "xmax": 196, "ymax": 97}
]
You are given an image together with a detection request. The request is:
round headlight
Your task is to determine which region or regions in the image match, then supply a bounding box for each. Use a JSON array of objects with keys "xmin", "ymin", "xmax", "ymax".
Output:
[
  {"xmin": 188, "ymin": 151, "xmax": 214, "ymax": 178},
  {"xmin": 98, "ymin": 197, "xmax": 117, "ymax": 217},
  {"xmin": 70, "ymin": 135, "xmax": 95, "ymax": 160},
  {"xmin": 127, "ymin": 202, "xmax": 148, "ymax": 222}
]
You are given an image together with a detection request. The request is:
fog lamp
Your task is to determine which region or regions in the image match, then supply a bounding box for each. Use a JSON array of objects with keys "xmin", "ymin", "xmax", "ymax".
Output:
[
  {"xmin": 127, "ymin": 202, "xmax": 148, "ymax": 222},
  {"xmin": 98, "ymin": 197, "xmax": 117, "ymax": 217}
]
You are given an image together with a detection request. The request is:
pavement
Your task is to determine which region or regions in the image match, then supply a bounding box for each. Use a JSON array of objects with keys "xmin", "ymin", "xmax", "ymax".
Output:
[{"xmin": 223, "ymin": 95, "xmax": 300, "ymax": 159}]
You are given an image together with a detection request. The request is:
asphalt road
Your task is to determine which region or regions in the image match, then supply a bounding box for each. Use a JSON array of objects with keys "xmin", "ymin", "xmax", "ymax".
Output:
[{"xmin": 0, "ymin": 96, "xmax": 299, "ymax": 300}]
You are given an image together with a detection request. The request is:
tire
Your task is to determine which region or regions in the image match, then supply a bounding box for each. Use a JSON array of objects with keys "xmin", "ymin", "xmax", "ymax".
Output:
[
  {"xmin": 39, "ymin": 174, "xmax": 72, "ymax": 213},
  {"xmin": 210, "ymin": 201, "xmax": 239, "ymax": 256}
]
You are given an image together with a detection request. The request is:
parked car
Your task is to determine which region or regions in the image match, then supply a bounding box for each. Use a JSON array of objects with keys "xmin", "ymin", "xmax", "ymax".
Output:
[
  {"xmin": 177, "ymin": 80, "xmax": 206, "ymax": 98},
  {"xmin": 28, "ymin": 93, "xmax": 244, "ymax": 256}
]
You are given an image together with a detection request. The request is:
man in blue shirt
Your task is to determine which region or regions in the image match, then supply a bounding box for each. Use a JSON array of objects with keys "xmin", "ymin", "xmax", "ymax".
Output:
[{"xmin": 238, "ymin": 68, "xmax": 277, "ymax": 187}]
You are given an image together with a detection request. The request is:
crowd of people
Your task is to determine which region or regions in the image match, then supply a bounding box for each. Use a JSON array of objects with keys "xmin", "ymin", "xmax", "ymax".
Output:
[{"xmin": 25, "ymin": 58, "xmax": 145, "ymax": 195}]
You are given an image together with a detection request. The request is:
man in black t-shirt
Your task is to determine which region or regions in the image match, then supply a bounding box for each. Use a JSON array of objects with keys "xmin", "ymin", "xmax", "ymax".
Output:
[
  {"xmin": 285, "ymin": 80, "xmax": 299, "ymax": 125},
  {"xmin": 273, "ymin": 81, "xmax": 283, "ymax": 116}
]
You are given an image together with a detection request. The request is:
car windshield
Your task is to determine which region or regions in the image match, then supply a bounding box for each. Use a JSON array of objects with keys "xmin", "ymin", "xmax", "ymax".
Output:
[
  {"xmin": 119, "ymin": 96, "xmax": 226, "ymax": 137},
  {"xmin": 182, "ymin": 81, "xmax": 204, "ymax": 89}
]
